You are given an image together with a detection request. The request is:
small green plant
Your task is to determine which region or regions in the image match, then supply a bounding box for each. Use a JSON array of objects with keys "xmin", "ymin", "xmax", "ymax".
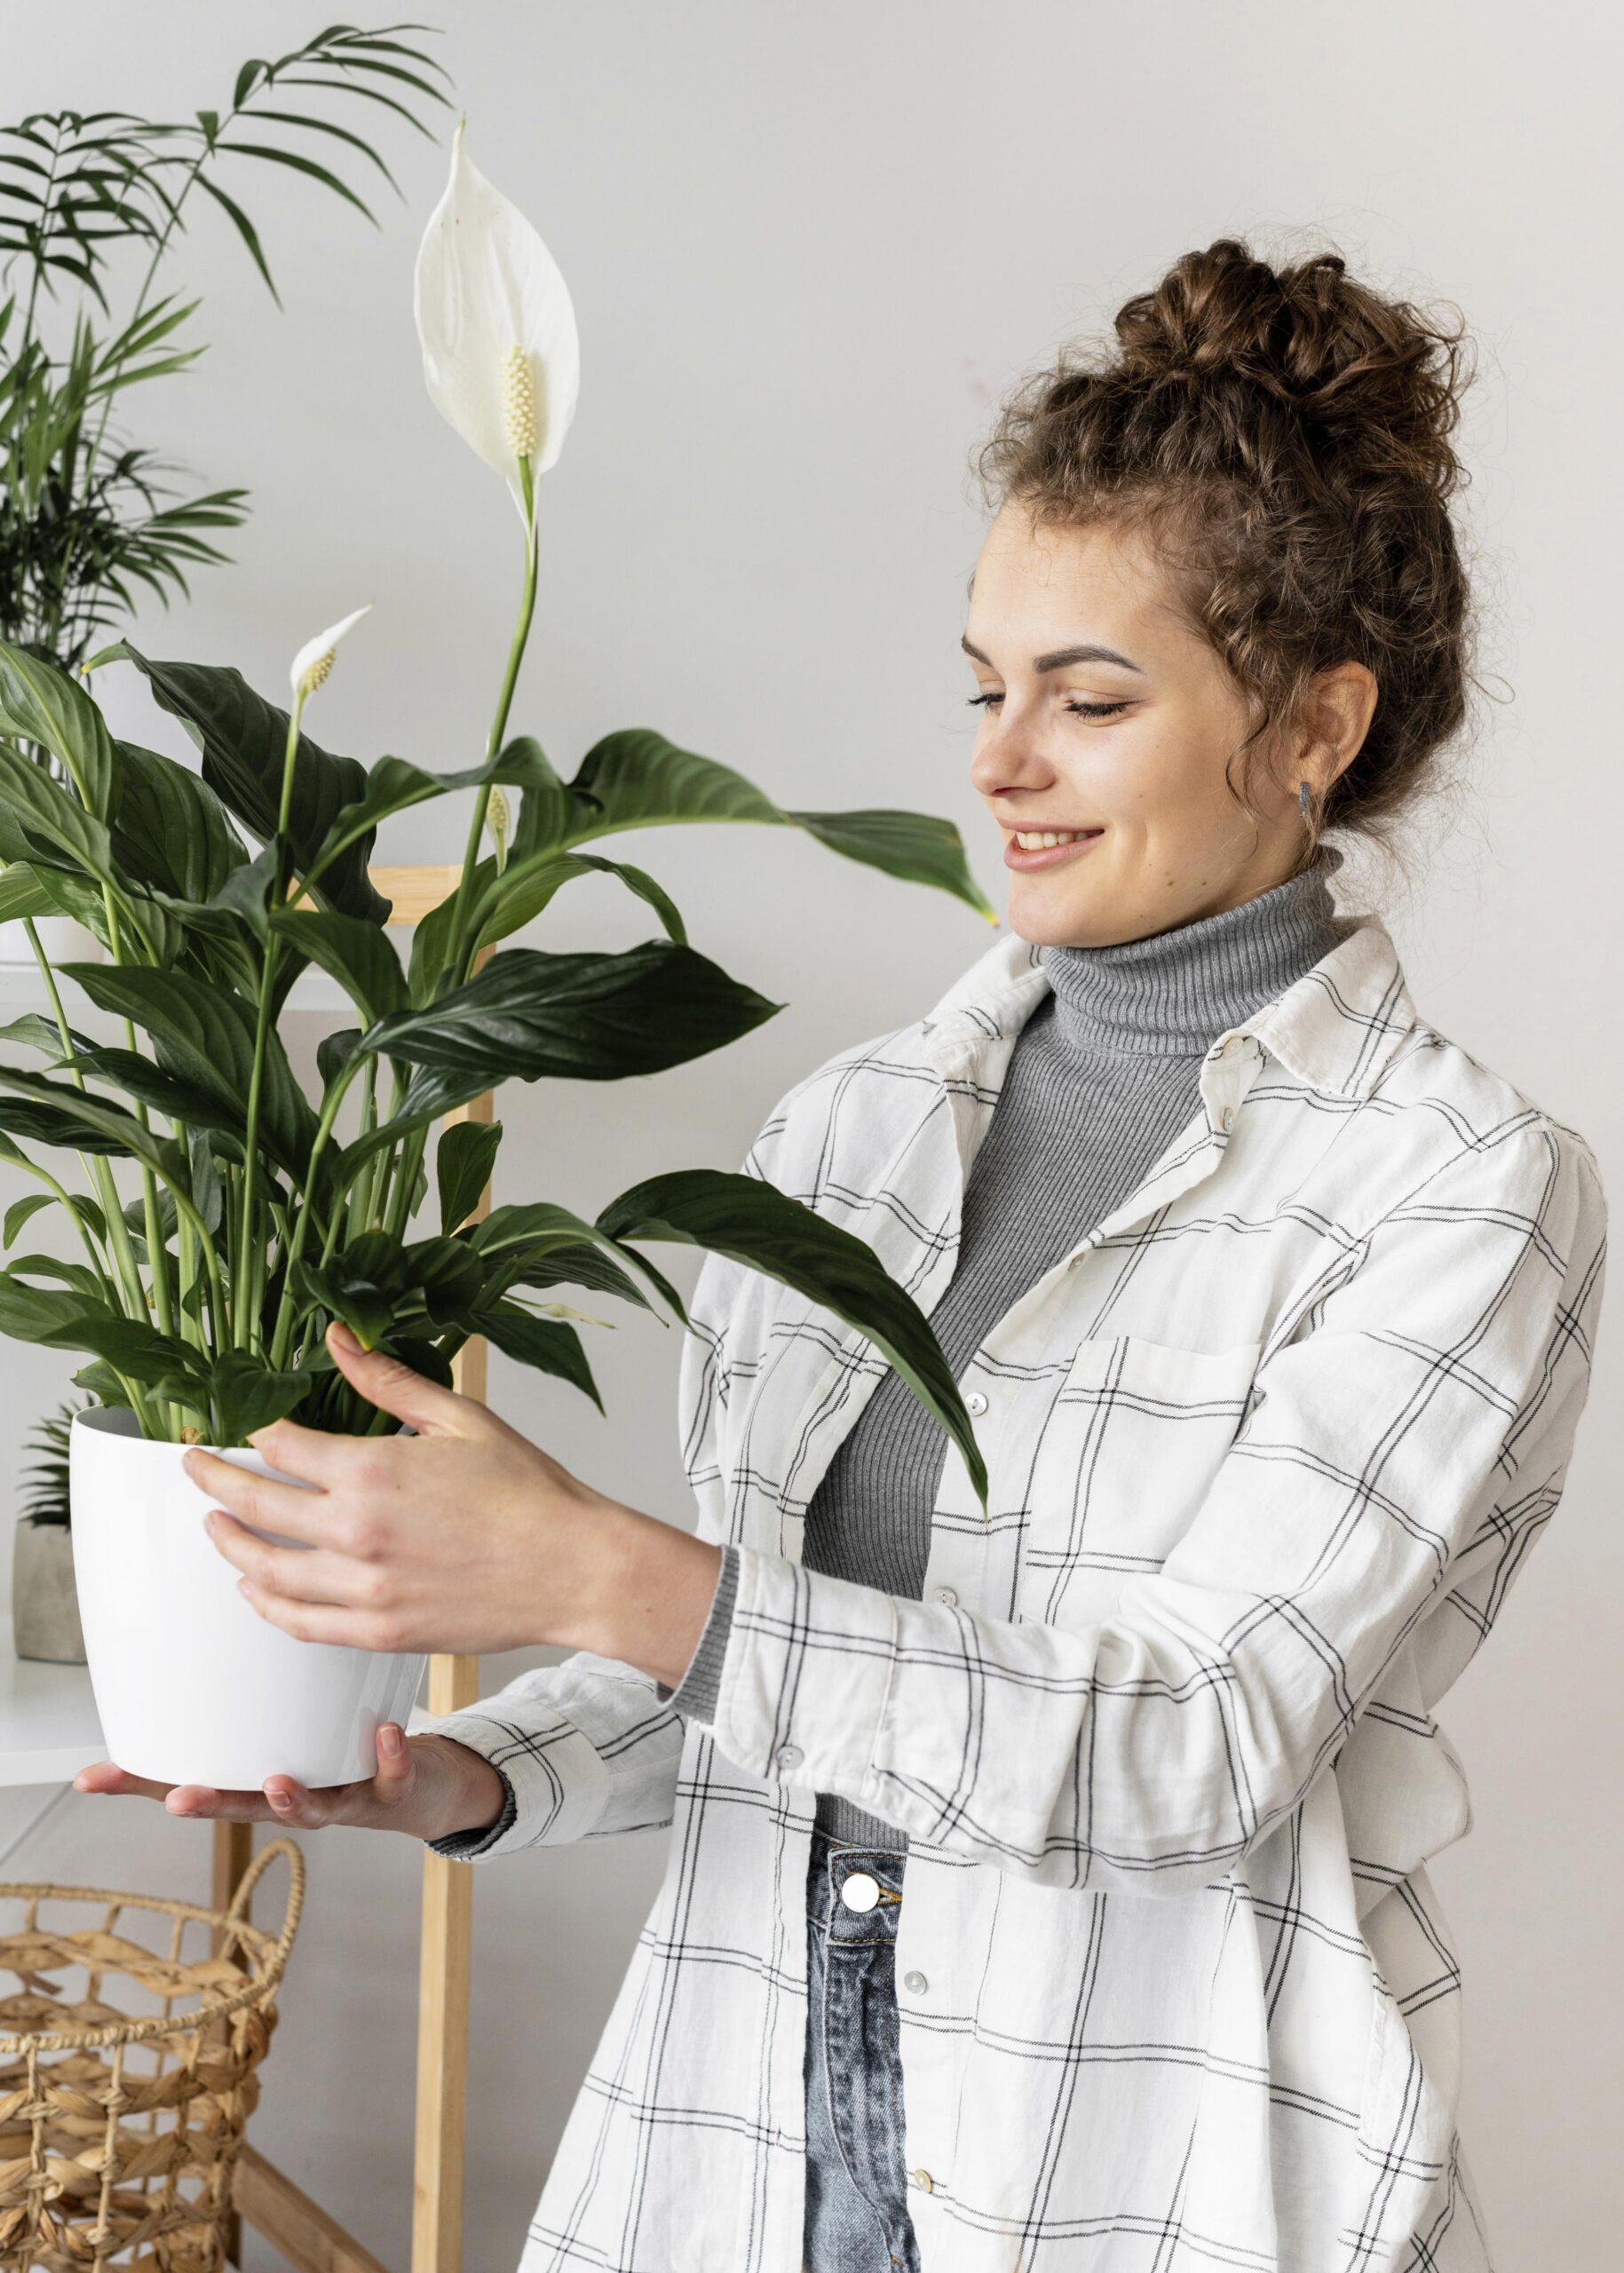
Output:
[
  {"xmin": 0, "ymin": 22, "xmax": 451, "ymax": 684},
  {"xmin": 18, "ymin": 1399, "xmax": 80, "ymax": 1526}
]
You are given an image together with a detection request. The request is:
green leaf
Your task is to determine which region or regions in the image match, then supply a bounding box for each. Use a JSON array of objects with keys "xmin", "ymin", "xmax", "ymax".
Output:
[
  {"xmin": 0, "ymin": 641, "xmax": 119, "ymax": 816},
  {"xmin": 467, "ymin": 1303, "xmax": 602, "ymax": 1413},
  {"xmin": 109, "ymin": 740, "xmax": 246, "ymax": 903},
  {"xmin": 467, "ymin": 850, "xmax": 690, "ymax": 956},
  {"xmin": 63, "ymin": 1045, "xmax": 249, "ymax": 1158},
  {"xmin": 0, "ymin": 1011, "xmax": 93, "ymax": 1057},
  {"xmin": 552, "ymin": 726, "xmax": 998, "ymax": 923},
  {"xmin": 104, "ymin": 645, "xmax": 389, "ymax": 921},
  {"xmin": 437, "ymin": 1119, "xmax": 502, "ymax": 1234},
  {"xmin": 0, "ymin": 739, "xmax": 115, "ymax": 886},
  {"xmin": 216, "ymin": 141, "xmax": 376, "ymax": 226},
  {"xmin": 305, "ymin": 735, "xmax": 561, "ymax": 894},
  {"xmin": 270, "ymin": 906, "xmax": 407, "ymax": 1026},
  {"xmin": 58, "ymin": 962, "xmax": 317, "ymax": 1183},
  {"xmin": 788, "ymin": 808, "xmax": 998, "ymax": 922},
  {"xmin": 192, "ymin": 170, "xmax": 281, "ymax": 304},
  {"xmin": 596, "ymin": 1168, "xmax": 989, "ymax": 1509},
  {"xmin": 209, "ymin": 1350, "xmax": 312, "ymax": 1445},
  {"xmin": 0, "ymin": 1080, "xmax": 154, "ymax": 1160},
  {"xmin": 0, "ymin": 1271, "xmax": 202, "ymax": 1389},
  {"xmin": 0, "ymin": 865, "xmax": 56, "ymax": 924},
  {"xmin": 334, "ymin": 1065, "xmax": 495, "ymax": 1183},
  {"xmin": 317, "ymin": 1025, "xmax": 364, "ymax": 1091},
  {"xmin": 467, "ymin": 1200, "xmax": 685, "ymax": 1322},
  {"xmin": 365, "ymin": 941, "xmax": 782, "ymax": 1086},
  {"xmin": 3, "ymin": 1192, "xmax": 55, "ymax": 1247}
]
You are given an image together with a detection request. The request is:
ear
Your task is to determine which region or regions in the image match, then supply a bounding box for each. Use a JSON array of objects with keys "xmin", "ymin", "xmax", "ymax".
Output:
[{"xmin": 1301, "ymin": 660, "xmax": 1379, "ymax": 791}]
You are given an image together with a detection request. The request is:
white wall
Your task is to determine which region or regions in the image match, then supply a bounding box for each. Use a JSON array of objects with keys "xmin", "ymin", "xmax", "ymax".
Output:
[{"xmin": 2, "ymin": 4, "xmax": 1619, "ymax": 2266}]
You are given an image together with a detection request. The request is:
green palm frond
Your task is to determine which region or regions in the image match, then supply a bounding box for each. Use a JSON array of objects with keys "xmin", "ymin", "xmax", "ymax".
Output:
[{"xmin": 0, "ymin": 24, "xmax": 452, "ymax": 678}]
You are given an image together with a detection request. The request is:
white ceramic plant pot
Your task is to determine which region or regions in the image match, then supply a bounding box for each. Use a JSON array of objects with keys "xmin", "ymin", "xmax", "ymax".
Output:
[
  {"xmin": 69, "ymin": 1405, "xmax": 427, "ymax": 1789},
  {"xmin": 0, "ymin": 915, "xmax": 103, "ymax": 965}
]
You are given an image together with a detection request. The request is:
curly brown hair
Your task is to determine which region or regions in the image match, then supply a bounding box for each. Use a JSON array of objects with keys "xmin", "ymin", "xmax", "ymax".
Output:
[{"xmin": 970, "ymin": 237, "xmax": 1482, "ymax": 877}]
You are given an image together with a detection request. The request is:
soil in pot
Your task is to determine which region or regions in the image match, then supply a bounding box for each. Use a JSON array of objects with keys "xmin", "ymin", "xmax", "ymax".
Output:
[{"xmin": 69, "ymin": 1404, "xmax": 426, "ymax": 1788}]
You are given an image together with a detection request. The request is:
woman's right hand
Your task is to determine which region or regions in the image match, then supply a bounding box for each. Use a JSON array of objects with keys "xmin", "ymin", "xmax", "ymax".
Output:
[{"xmin": 71, "ymin": 1723, "xmax": 511, "ymax": 1846}]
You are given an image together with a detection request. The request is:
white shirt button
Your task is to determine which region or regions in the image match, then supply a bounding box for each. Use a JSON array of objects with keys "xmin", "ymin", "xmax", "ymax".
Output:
[
  {"xmin": 911, "ymin": 2168, "xmax": 935, "ymax": 2193},
  {"xmin": 965, "ymin": 1390, "xmax": 988, "ymax": 1416},
  {"xmin": 903, "ymin": 1969, "xmax": 929, "ymax": 1995},
  {"xmin": 773, "ymin": 1743, "xmax": 803, "ymax": 1772},
  {"xmin": 1220, "ymin": 1106, "xmax": 1234, "ymax": 1131},
  {"xmin": 840, "ymin": 1871, "xmax": 881, "ymax": 1913},
  {"xmin": 932, "ymin": 1586, "xmax": 959, "ymax": 1610}
]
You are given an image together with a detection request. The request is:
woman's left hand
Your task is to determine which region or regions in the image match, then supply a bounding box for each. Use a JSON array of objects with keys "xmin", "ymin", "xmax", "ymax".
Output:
[{"xmin": 182, "ymin": 1319, "xmax": 722, "ymax": 1679}]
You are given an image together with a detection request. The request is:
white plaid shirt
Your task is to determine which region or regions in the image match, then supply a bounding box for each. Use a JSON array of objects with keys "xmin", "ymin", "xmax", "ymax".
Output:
[{"xmin": 423, "ymin": 914, "xmax": 1608, "ymax": 2273}]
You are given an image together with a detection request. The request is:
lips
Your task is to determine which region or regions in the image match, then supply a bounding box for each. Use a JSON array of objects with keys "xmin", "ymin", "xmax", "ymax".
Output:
[{"xmin": 1002, "ymin": 826, "xmax": 1105, "ymax": 873}]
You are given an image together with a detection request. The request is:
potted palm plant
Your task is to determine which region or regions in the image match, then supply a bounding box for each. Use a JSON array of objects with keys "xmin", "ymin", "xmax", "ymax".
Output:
[
  {"xmin": 11, "ymin": 1398, "xmax": 87, "ymax": 1662},
  {"xmin": 0, "ymin": 122, "xmax": 994, "ymax": 1791}
]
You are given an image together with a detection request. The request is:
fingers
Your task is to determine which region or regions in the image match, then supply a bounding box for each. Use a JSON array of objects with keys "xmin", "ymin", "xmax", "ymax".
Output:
[
  {"xmin": 234, "ymin": 1575, "xmax": 408, "ymax": 1652},
  {"xmin": 324, "ymin": 1319, "xmax": 478, "ymax": 1437},
  {"xmin": 181, "ymin": 1444, "xmax": 331, "ymax": 1545},
  {"xmin": 74, "ymin": 1761, "xmax": 177, "ymax": 1802},
  {"xmin": 202, "ymin": 1509, "xmax": 378, "ymax": 1609},
  {"xmin": 72, "ymin": 1762, "xmax": 281, "ymax": 1822}
]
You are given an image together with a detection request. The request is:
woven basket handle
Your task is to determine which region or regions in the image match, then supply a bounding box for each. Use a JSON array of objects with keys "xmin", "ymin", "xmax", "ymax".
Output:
[{"xmin": 225, "ymin": 1835, "xmax": 306, "ymax": 1970}]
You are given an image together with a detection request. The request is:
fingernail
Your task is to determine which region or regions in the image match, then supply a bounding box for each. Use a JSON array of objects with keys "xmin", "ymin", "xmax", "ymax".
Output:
[
  {"xmin": 380, "ymin": 1723, "xmax": 404, "ymax": 1756},
  {"xmin": 329, "ymin": 1319, "xmax": 359, "ymax": 1351},
  {"xmin": 268, "ymin": 1788, "xmax": 293, "ymax": 1810}
]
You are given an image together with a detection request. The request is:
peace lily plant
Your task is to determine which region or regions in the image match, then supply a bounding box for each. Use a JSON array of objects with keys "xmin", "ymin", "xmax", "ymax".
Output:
[{"xmin": 0, "ymin": 124, "xmax": 994, "ymax": 1786}]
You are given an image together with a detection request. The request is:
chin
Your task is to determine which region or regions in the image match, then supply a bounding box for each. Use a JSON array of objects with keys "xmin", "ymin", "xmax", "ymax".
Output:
[{"xmin": 1004, "ymin": 882, "xmax": 1108, "ymax": 950}]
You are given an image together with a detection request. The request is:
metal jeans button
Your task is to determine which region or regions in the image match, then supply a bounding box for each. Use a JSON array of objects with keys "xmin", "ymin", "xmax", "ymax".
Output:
[{"xmin": 840, "ymin": 1872, "xmax": 881, "ymax": 1913}]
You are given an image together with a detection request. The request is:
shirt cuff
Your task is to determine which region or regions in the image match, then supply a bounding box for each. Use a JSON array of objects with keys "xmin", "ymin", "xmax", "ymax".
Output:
[
  {"xmin": 426, "ymin": 1765, "xmax": 519, "ymax": 1859},
  {"xmin": 654, "ymin": 1541, "xmax": 740, "ymax": 1722}
]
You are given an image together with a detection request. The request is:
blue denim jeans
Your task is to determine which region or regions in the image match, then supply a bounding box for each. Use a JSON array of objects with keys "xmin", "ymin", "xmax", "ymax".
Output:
[{"xmin": 803, "ymin": 1828, "xmax": 923, "ymax": 2272}]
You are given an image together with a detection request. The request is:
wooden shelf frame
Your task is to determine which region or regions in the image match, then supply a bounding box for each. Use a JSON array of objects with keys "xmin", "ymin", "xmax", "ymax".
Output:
[{"xmin": 218, "ymin": 864, "xmax": 491, "ymax": 2273}]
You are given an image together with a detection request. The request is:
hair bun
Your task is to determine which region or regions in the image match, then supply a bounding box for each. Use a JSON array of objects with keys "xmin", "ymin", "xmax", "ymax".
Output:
[{"xmin": 1113, "ymin": 237, "xmax": 1473, "ymax": 495}]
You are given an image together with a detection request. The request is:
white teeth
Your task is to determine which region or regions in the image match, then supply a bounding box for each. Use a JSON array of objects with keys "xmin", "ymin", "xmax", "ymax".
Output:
[{"xmin": 1013, "ymin": 829, "xmax": 1092, "ymax": 850}]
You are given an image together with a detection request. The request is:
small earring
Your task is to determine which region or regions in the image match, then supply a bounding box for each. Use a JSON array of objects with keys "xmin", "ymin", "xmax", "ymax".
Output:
[{"xmin": 1298, "ymin": 780, "xmax": 1311, "ymax": 818}]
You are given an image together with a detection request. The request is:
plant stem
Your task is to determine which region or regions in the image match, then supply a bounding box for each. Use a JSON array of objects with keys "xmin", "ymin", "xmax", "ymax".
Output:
[
  {"xmin": 235, "ymin": 696, "xmax": 304, "ymax": 1350},
  {"xmin": 376, "ymin": 467, "xmax": 541, "ymax": 1246},
  {"xmin": 443, "ymin": 460, "xmax": 539, "ymax": 982},
  {"xmin": 265, "ymin": 1050, "xmax": 368, "ymax": 1371}
]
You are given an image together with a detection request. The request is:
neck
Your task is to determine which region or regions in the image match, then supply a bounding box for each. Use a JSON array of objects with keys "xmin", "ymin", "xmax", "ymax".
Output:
[{"xmin": 1038, "ymin": 848, "xmax": 1353, "ymax": 1058}]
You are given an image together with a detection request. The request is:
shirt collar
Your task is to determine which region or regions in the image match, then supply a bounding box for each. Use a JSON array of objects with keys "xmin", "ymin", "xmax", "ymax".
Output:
[{"xmin": 919, "ymin": 914, "xmax": 1419, "ymax": 1105}]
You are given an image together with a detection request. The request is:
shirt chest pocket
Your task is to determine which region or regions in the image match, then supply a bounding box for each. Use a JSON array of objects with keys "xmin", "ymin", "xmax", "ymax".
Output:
[{"xmin": 1014, "ymin": 1334, "xmax": 1264, "ymax": 1626}]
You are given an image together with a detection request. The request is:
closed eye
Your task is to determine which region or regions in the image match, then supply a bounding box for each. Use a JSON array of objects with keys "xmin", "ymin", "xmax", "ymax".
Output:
[{"xmin": 966, "ymin": 693, "xmax": 1130, "ymax": 719}]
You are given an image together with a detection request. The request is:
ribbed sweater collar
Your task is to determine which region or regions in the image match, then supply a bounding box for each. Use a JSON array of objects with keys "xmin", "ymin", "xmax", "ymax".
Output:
[{"xmin": 1038, "ymin": 847, "xmax": 1353, "ymax": 1058}]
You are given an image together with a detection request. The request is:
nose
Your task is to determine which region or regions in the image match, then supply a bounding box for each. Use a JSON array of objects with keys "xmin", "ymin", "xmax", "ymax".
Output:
[{"xmin": 968, "ymin": 702, "xmax": 1055, "ymax": 804}]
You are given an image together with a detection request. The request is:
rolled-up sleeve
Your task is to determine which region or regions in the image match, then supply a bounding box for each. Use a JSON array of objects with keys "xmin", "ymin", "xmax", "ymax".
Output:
[
  {"xmin": 419, "ymin": 1651, "xmax": 689, "ymax": 1864},
  {"xmin": 702, "ymin": 1116, "xmax": 1608, "ymax": 1892}
]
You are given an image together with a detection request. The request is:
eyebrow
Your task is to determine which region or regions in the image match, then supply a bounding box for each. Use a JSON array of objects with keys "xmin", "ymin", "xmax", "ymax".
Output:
[{"xmin": 961, "ymin": 633, "xmax": 1145, "ymax": 677}]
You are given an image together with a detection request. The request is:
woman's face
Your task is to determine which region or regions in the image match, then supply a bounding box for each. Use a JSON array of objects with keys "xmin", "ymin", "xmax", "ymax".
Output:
[{"xmin": 963, "ymin": 501, "xmax": 1367, "ymax": 948}]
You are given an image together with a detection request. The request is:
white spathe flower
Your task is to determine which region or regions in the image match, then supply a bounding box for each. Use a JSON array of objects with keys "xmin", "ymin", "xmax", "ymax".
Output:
[
  {"xmin": 414, "ymin": 117, "xmax": 580, "ymax": 517},
  {"xmin": 289, "ymin": 605, "xmax": 372, "ymax": 701}
]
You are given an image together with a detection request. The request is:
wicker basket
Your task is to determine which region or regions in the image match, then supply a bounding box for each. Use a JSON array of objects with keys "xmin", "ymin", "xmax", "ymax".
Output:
[{"xmin": 0, "ymin": 1836, "xmax": 305, "ymax": 2269}]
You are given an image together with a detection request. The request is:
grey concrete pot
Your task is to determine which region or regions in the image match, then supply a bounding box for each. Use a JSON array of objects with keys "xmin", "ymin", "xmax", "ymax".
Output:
[{"xmin": 12, "ymin": 1519, "xmax": 87, "ymax": 1663}]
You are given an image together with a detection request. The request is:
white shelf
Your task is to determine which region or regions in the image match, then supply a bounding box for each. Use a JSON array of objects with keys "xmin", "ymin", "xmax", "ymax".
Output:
[
  {"xmin": 0, "ymin": 1651, "xmax": 107, "ymax": 1786},
  {"xmin": 0, "ymin": 1645, "xmax": 434, "ymax": 1789},
  {"xmin": 0, "ymin": 962, "xmax": 351, "ymax": 1015}
]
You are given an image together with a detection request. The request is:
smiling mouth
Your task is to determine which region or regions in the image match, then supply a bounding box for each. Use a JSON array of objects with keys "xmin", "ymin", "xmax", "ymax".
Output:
[{"xmin": 1006, "ymin": 827, "xmax": 1104, "ymax": 849}]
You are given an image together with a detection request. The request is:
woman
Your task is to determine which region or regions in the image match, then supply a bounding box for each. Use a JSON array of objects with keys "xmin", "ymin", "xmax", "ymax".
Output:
[{"xmin": 77, "ymin": 240, "xmax": 1607, "ymax": 2273}]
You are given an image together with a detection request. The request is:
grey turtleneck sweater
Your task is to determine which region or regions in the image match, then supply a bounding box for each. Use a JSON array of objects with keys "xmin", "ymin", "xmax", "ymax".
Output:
[{"xmin": 661, "ymin": 850, "xmax": 1356, "ymax": 1850}]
